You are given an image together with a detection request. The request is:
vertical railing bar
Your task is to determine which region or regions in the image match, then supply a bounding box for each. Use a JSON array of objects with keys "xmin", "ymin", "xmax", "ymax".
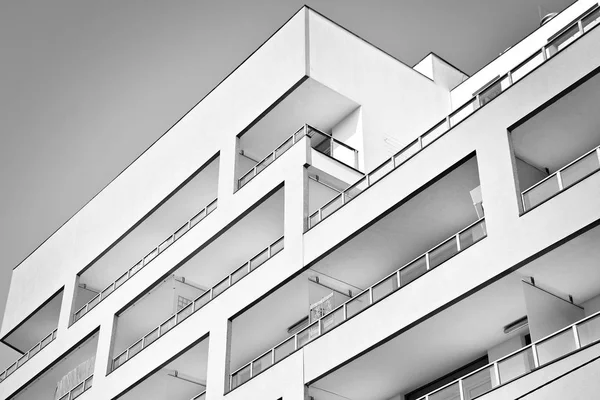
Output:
[
  {"xmin": 342, "ymin": 303, "xmax": 347, "ymax": 320},
  {"xmin": 318, "ymin": 208, "xmax": 322, "ymax": 223},
  {"xmin": 556, "ymin": 170, "xmax": 564, "ymax": 190},
  {"xmin": 578, "ymin": 19, "xmax": 584, "ymax": 34},
  {"xmin": 271, "ymin": 348, "xmax": 275, "ymax": 365},
  {"xmin": 418, "ymin": 135, "xmax": 423, "ymax": 149},
  {"xmin": 425, "ymin": 252, "xmax": 431, "ymax": 271},
  {"xmin": 294, "ymin": 334, "xmax": 299, "ymax": 350},
  {"xmin": 542, "ymin": 45, "xmax": 549, "ymax": 60},
  {"xmin": 396, "ymin": 270, "xmax": 401, "ymax": 289},
  {"xmin": 369, "ymin": 287, "xmax": 373, "ymax": 305},
  {"xmin": 458, "ymin": 379, "xmax": 465, "ymax": 400},
  {"xmin": 573, "ymin": 325, "xmax": 581, "ymax": 349},
  {"xmin": 456, "ymin": 233, "xmax": 461, "ymax": 252},
  {"xmin": 507, "ymin": 71, "xmax": 513, "ymax": 85},
  {"xmin": 531, "ymin": 344, "xmax": 540, "ymax": 368},
  {"xmin": 494, "ymin": 362, "xmax": 500, "ymax": 386}
]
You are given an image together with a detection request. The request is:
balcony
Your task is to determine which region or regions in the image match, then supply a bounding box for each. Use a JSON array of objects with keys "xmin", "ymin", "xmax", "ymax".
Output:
[
  {"xmin": 72, "ymin": 156, "xmax": 219, "ymax": 325},
  {"xmin": 307, "ymin": 4, "xmax": 600, "ymax": 230},
  {"xmin": 0, "ymin": 290, "xmax": 63, "ymax": 385},
  {"xmin": 115, "ymin": 338, "xmax": 208, "ymax": 400},
  {"xmin": 110, "ymin": 188, "xmax": 284, "ymax": 372},
  {"xmin": 511, "ymin": 66, "xmax": 600, "ymax": 213},
  {"xmin": 10, "ymin": 331, "xmax": 99, "ymax": 400},
  {"xmin": 229, "ymin": 157, "xmax": 485, "ymax": 391},
  {"xmin": 307, "ymin": 223, "xmax": 600, "ymax": 400}
]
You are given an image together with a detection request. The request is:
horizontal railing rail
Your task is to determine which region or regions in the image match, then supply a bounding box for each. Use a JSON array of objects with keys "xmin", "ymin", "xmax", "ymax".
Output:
[
  {"xmin": 417, "ymin": 308, "xmax": 600, "ymax": 400},
  {"xmin": 307, "ymin": 4, "xmax": 600, "ymax": 231},
  {"xmin": 111, "ymin": 236, "xmax": 285, "ymax": 372},
  {"xmin": 521, "ymin": 144, "xmax": 600, "ymax": 212},
  {"xmin": 57, "ymin": 374, "xmax": 93, "ymax": 400},
  {"xmin": 237, "ymin": 124, "xmax": 360, "ymax": 190},
  {"xmin": 230, "ymin": 218, "xmax": 487, "ymax": 391},
  {"xmin": 0, "ymin": 328, "xmax": 58, "ymax": 384},
  {"xmin": 72, "ymin": 198, "xmax": 218, "ymax": 325},
  {"xmin": 191, "ymin": 390, "xmax": 206, "ymax": 400}
]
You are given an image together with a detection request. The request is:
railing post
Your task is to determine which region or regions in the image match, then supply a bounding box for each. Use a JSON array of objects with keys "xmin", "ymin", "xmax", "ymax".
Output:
[
  {"xmin": 369, "ymin": 287, "xmax": 373, "ymax": 305},
  {"xmin": 318, "ymin": 319, "xmax": 322, "ymax": 336},
  {"xmin": 542, "ymin": 46, "xmax": 549, "ymax": 60},
  {"xmin": 531, "ymin": 344, "xmax": 540, "ymax": 368},
  {"xmin": 228, "ymin": 274, "xmax": 232, "ymax": 287},
  {"xmin": 318, "ymin": 209, "xmax": 322, "ymax": 223},
  {"xmin": 475, "ymin": 94, "xmax": 482, "ymax": 108},
  {"xmin": 396, "ymin": 270, "xmax": 401, "ymax": 288},
  {"xmin": 271, "ymin": 348, "xmax": 275, "ymax": 365},
  {"xmin": 507, "ymin": 71, "xmax": 513, "ymax": 86},
  {"xmin": 493, "ymin": 362, "xmax": 501, "ymax": 386},
  {"xmin": 304, "ymin": 124, "xmax": 308, "ymax": 138},
  {"xmin": 522, "ymin": 193, "xmax": 527, "ymax": 213},
  {"xmin": 578, "ymin": 19, "xmax": 584, "ymax": 34},
  {"xmin": 341, "ymin": 192, "xmax": 346, "ymax": 205},
  {"xmin": 210, "ymin": 288, "xmax": 214, "ymax": 300},
  {"xmin": 391, "ymin": 155, "xmax": 396, "ymax": 169},
  {"xmin": 418, "ymin": 135, "xmax": 423, "ymax": 149},
  {"xmin": 456, "ymin": 233, "xmax": 461, "ymax": 252},
  {"xmin": 342, "ymin": 303, "xmax": 347, "ymax": 320},
  {"xmin": 458, "ymin": 379, "xmax": 465, "ymax": 400},
  {"xmin": 425, "ymin": 252, "xmax": 431, "ymax": 271},
  {"xmin": 573, "ymin": 325, "xmax": 581, "ymax": 349},
  {"xmin": 249, "ymin": 362, "xmax": 253, "ymax": 379},
  {"xmin": 354, "ymin": 150, "xmax": 359, "ymax": 169},
  {"xmin": 556, "ymin": 170, "xmax": 564, "ymax": 190},
  {"xmin": 596, "ymin": 147, "xmax": 600, "ymax": 164},
  {"xmin": 267, "ymin": 245, "xmax": 272, "ymax": 258},
  {"xmin": 330, "ymin": 137, "xmax": 334, "ymax": 157},
  {"xmin": 229, "ymin": 375, "xmax": 233, "ymax": 391},
  {"xmin": 446, "ymin": 115, "xmax": 451, "ymax": 128},
  {"xmin": 294, "ymin": 334, "xmax": 299, "ymax": 350},
  {"xmin": 247, "ymin": 261, "xmax": 251, "ymax": 273}
]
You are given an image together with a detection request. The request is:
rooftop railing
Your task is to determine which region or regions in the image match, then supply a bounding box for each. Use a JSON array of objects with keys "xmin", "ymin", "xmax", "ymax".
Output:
[
  {"xmin": 57, "ymin": 374, "xmax": 93, "ymax": 400},
  {"xmin": 111, "ymin": 236, "xmax": 284, "ymax": 372},
  {"xmin": 307, "ymin": 4, "xmax": 600, "ymax": 231},
  {"xmin": 521, "ymin": 144, "xmax": 600, "ymax": 212},
  {"xmin": 237, "ymin": 124, "xmax": 359, "ymax": 190},
  {"xmin": 416, "ymin": 309, "xmax": 600, "ymax": 400},
  {"xmin": 0, "ymin": 328, "xmax": 58, "ymax": 384},
  {"xmin": 229, "ymin": 218, "xmax": 487, "ymax": 391},
  {"xmin": 72, "ymin": 199, "xmax": 218, "ymax": 325}
]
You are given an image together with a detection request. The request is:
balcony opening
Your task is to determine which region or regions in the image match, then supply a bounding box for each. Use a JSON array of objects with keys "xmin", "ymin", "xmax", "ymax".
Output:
[
  {"xmin": 511, "ymin": 71, "xmax": 600, "ymax": 213},
  {"xmin": 11, "ymin": 331, "xmax": 99, "ymax": 400},
  {"xmin": 229, "ymin": 156, "xmax": 485, "ymax": 391},
  {"xmin": 307, "ymin": 223, "xmax": 600, "ymax": 400},
  {"xmin": 0, "ymin": 290, "xmax": 63, "ymax": 383},
  {"xmin": 235, "ymin": 78, "xmax": 362, "ymax": 190},
  {"xmin": 72, "ymin": 155, "xmax": 220, "ymax": 325},
  {"xmin": 110, "ymin": 187, "xmax": 284, "ymax": 372},
  {"xmin": 116, "ymin": 337, "xmax": 209, "ymax": 400}
]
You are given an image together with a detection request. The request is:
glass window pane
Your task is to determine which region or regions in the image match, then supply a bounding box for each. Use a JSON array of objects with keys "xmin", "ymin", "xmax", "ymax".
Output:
[
  {"xmin": 372, "ymin": 275, "xmax": 398, "ymax": 303},
  {"xmin": 536, "ymin": 329, "xmax": 577, "ymax": 365},
  {"xmin": 577, "ymin": 314, "xmax": 600, "ymax": 347},
  {"xmin": 274, "ymin": 337, "xmax": 296, "ymax": 362},
  {"xmin": 393, "ymin": 139, "xmax": 420, "ymax": 166},
  {"xmin": 497, "ymin": 346, "xmax": 535, "ymax": 384},
  {"xmin": 459, "ymin": 220, "xmax": 487, "ymax": 250},
  {"xmin": 399, "ymin": 256, "xmax": 427, "ymax": 286},
  {"xmin": 462, "ymin": 366, "xmax": 494, "ymax": 400},
  {"xmin": 511, "ymin": 51, "xmax": 544, "ymax": 83},
  {"xmin": 252, "ymin": 351, "xmax": 273, "ymax": 375},
  {"xmin": 522, "ymin": 175, "xmax": 560, "ymax": 211},
  {"xmin": 429, "ymin": 238, "xmax": 459, "ymax": 269},
  {"xmin": 429, "ymin": 382, "xmax": 460, "ymax": 400},
  {"xmin": 346, "ymin": 291, "xmax": 370, "ymax": 319},
  {"xmin": 321, "ymin": 306, "xmax": 345, "ymax": 333},
  {"xmin": 368, "ymin": 159, "xmax": 393, "ymax": 185},
  {"xmin": 560, "ymin": 151, "xmax": 600, "ymax": 189}
]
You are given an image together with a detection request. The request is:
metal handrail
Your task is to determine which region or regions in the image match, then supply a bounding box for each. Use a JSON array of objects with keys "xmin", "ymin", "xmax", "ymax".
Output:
[
  {"xmin": 112, "ymin": 236, "xmax": 285, "ymax": 372},
  {"xmin": 191, "ymin": 390, "xmax": 207, "ymax": 400},
  {"xmin": 57, "ymin": 374, "xmax": 93, "ymax": 400},
  {"xmin": 72, "ymin": 198, "xmax": 218, "ymax": 325},
  {"xmin": 306, "ymin": 5, "xmax": 600, "ymax": 231},
  {"xmin": 521, "ymin": 144, "xmax": 600, "ymax": 210},
  {"xmin": 230, "ymin": 219, "xmax": 487, "ymax": 388},
  {"xmin": 0, "ymin": 328, "xmax": 58, "ymax": 383},
  {"xmin": 417, "ymin": 308, "xmax": 600, "ymax": 400}
]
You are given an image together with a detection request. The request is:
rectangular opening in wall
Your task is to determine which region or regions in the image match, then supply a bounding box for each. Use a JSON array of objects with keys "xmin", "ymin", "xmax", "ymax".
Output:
[
  {"xmin": 0, "ymin": 289, "xmax": 63, "ymax": 383},
  {"xmin": 10, "ymin": 331, "xmax": 99, "ymax": 400},
  {"xmin": 115, "ymin": 337, "xmax": 209, "ymax": 400},
  {"xmin": 72, "ymin": 155, "xmax": 220, "ymax": 324},
  {"xmin": 110, "ymin": 187, "xmax": 284, "ymax": 372},
  {"xmin": 511, "ymin": 71, "xmax": 600, "ymax": 213},
  {"xmin": 230, "ymin": 155, "xmax": 486, "ymax": 391},
  {"xmin": 236, "ymin": 78, "xmax": 361, "ymax": 189}
]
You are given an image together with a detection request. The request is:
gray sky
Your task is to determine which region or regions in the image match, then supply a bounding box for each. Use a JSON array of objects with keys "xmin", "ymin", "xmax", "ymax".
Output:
[{"xmin": 0, "ymin": 0, "xmax": 573, "ymax": 368}]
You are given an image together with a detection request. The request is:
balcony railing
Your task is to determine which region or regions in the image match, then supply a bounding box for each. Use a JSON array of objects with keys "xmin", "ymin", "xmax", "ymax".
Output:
[
  {"xmin": 307, "ymin": 4, "xmax": 600, "ymax": 231},
  {"xmin": 237, "ymin": 124, "xmax": 359, "ymax": 190},
  {"xmin": 191, "ymin": 391, "xmax": 206, "ymax": 400},
  {"xmin": 57, "ymin": 374, "xmax": 93, "ymax": 400},
  {"xmin": 73, "ymin": 199, "xmax": 218, "ymax": 325},
  {"xmin": 0, "ymin": 328, "xmax": 57, "ymax": 384},
  {"xmin": 111, "ymin": 236, "xmax": 285, "ymax": 372},
  {"xmin": 229, "ymin": 218, "xmax": 487, "ymax": 391},
  {"xmin": 521, "ymin": 144, "xmax": 600, "ymax": 212},
  {"xmin": 417, "ymin": 309, "xmax": 600, "ymax": 400}
]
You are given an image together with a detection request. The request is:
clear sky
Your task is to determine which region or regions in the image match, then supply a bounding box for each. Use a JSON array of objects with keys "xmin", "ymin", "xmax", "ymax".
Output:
[{"xmin": 0, "ymin": 0, "xmax": 573, "ymax": 368}]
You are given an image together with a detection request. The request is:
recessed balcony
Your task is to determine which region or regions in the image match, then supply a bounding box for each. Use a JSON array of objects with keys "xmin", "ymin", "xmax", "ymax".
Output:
[
  {"xmin": 109, "ymin": 188, "xmax": 284, "ymax": 373},
  {"xmin": 72, "ymin": 156, "xmax": 219, "ymax": 325}
]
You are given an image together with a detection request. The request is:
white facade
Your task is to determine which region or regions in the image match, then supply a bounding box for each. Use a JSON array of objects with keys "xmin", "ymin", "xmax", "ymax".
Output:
[{"xmin": 2, "ymin": 2, "xmax": 600, "ymax": 400}]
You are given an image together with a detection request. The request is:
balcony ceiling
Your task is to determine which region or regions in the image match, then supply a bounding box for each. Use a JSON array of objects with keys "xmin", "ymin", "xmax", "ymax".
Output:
[{"xmin": 512, "ymin": 71, "xmax": 600, "ymax": 172}]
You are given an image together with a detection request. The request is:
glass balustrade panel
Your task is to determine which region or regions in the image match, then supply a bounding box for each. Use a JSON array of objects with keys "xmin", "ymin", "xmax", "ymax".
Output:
[
  {"xmin": 449, "ymin": 99, "xmax": 476, "ymax": 127},
  {"xmin": 207, "ymin": 200, "xmax": 217, "ymax": 214},
  {"xmin": 190, "ymin": 209, "xmax": 207, "ymax": 228},
  {"xmin": 321, "ymin": 195, "xmax": 344, "ymax": 221},
  {"xmin": 160, "ymin": 316, "xmax": 176, "ymax": 336},
  {"xmin": 462, "ymin": 366, "xmax": 494, "ymax": 400},
  {"xmin": 256, "ymin": 155, "xmax": 274, "ymax": 174},
  {"xmin": 577, "ymin": 314, "xmax": 600, "ymax": 347},
  {"xmin": 177, "ymin": 303, "xmax": 193, "ymax": 323},
  {"xmin": 275, "ymin": 137, "xmax": 294, "ymax": 159},
  {"xmin": 212, "ymin": 277, "xmax": 229, "ymax": 298},
  {"xmin": 582, "ymin": 8, "xmax": 600, "ymax": 31},
  {"xmin": 194, "ymin": 291, "xmax": 211, "ymax": 311},
  {"xmin": 429, "ymin": 382, "xmax": 461, "ymax": 400},
  {"xmin": 231, "ymin": 264, "xmax": 249, "ymax": 285},
  {"xmin": 250, "ymin": 249, "xmax": 269, "ymax": 271},
  {"xmin": 332, "ymin": 140, "xmax": 357, "ymax": 168},
  {"xmin": 429, "ymin": 238, "xmax": 459, "ymax": 269},
  {"xmin": 70, "ymin": 382, "xmax": 84, "ymax": 399},
  {"xmin": 115, "ymin": 273, "xmax": 128, "ymax": 289},
  {"xmin": 369, "ymin": 159, "xmax": 393, "ymax": 185},
  {"xmin": 158, "ymin": 236, "xmax": 173, "ymax": 253},
  {"xmin": 174, "ymin": 222, "xmax": 189, "ymax": 241},
  {"xmin": 321, "ymin": 306, "xmax": 345, "ymax": 333},
  {"xmin": 536, "ymin": 329, "xmax": 577, "ymax": 365},
  {"xmin": 239, "ymin": 170, "xmax": 255, "ymax": 188},
  {"xmin": 346, "ymin": 291, "xmax": 370, "ymax": 319},
  {"xmin": 511, "ymin": 51, "xmax": 544, "ymax": 83},
  {"xmin": 297, "ymin": 322, "xmax": 320, "ymax": 348},
  {"xmin": 101, "ymin": 283, "xmax": 115, "ymax": 300},
  {"xmin": 399, "ymin": 256, "xmax": 428, "ymax": 286},
  {"xmin": 497, "ymin": 346, "xmax": 535, "ymax": 384},
  {"xmin": 308, "ymin": 212, "xmax": 321, "ymax": 229},
  {"xmin": 144, "ymin": 328, "xmax": 159, "ymax": 347},
  {"xmin": 421, "ymin": 120, "xmax": 449, "ymax": 148},
  {"xmin": 372, "ymin": 275, "xmax": 398, "ymax": 303},
  {"xmin": 394, "ymin": 139, "xmax": 420, "ymax": 165},
  {"xmin": 459, "ymin": 220, "xmax": 487, "ymax": 250},
  {"xmin": 271, "ymin": 237, "xmax": 284, "ymax": 256},
  {"xmin": 344, "ymin": 177, "xmax": 368, "ymax": 202},
  {"xmin": 274, "ymin": 337, "xmax": 296, "ymax": 362},
  {"xmin": 560, "ymin": 151, "xmax": 600, "ymax": 189},
  {"xmin": 252, "ymin": 351, "xmax": 273, "ymax": 375},
  {"xmin": 231, "ymin": 365, "xmax": 251, "ymax": 389},
  {"xmin": 522, "ymin": 175, "xmax": 560, "ymax": 211},
  {"xmin": 84, "ymin": 376, "xmax": 93, "ymax": 390},
  {"xmin": 129, "ymin": 339, "xmax": 143, "ymax": 358},
  {"xmin": 546, "ymin": 24, "xmax": 580, "ymax": 57}
]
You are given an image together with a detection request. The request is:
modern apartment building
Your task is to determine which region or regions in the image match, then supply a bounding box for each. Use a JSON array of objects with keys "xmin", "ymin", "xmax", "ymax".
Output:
[{"xmin": 2, "ymin": 1, "xmax": 600, "ymax": 399}]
